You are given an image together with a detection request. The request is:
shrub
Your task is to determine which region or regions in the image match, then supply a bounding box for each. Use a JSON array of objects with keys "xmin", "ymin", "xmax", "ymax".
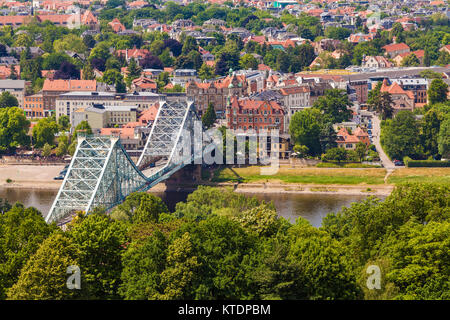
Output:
[{"xmin": 406, "ymin": 160, "xmax": 450, "ymax": 167}]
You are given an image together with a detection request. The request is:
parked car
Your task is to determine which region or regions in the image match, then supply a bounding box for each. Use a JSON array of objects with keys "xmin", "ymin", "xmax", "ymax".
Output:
[
  {"xmin": 367, "ymin": 129, "xmax": 372, "ymax": 135},
  {"xmin": 393, "ymin": 159, "xmax": 404, "ymax": 166},
  {"xmin": 59, "ymin": 169, "xmax": 68, "ymax": 175},
  {"xmin": 54, "ymin": 175, "xmax": 65, "ymax": 180},
  {"xmin": 368, "ymin": 124, "xmax": 372, "ymax": 129}
]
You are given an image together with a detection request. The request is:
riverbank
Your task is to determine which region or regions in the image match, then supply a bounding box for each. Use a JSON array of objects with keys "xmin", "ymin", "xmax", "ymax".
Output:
[
  {"xmin": 1, "ymin": 164, "xmax": 448, "ymax": 197},
  {"xmin": 0, "ymin": 165, "xmax": 64, "ymax": 190}
]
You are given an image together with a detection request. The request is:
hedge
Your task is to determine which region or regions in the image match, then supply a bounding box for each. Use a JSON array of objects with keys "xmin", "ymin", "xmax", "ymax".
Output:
[{"xmin": 406, "ymin": 160, "xmax": 450, "ymax": 167}]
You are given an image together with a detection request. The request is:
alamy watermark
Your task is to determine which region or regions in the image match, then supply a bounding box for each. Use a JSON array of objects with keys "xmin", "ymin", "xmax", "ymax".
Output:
[
  {"xmin": 66, "ymin": 265, "xmax": 81, "ymax": 290},
  {"xmin": 366, "ymin": 265, "xmax": 381, "ymax": 290}
]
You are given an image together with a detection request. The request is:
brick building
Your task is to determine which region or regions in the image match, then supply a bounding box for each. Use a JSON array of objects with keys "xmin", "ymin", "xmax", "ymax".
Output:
[{"xmin": 226, "ymin": 97, "xmax": 284, "ymax": 133}]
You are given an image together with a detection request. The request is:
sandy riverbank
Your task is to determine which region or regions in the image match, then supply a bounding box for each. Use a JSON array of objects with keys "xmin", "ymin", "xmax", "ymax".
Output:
[
  {"xmin": 0, "ymin": 164, "xmax": 395, "ymax": 196},
  {"xmin": 0, "ymin": 165, "xmax": 64, "ymax": 190}
]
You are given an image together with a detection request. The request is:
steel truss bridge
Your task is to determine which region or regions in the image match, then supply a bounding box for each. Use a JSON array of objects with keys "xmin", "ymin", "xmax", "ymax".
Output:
[{"xmin": 46, "ymin": 99, "xmax": 205, "ymax": 224}]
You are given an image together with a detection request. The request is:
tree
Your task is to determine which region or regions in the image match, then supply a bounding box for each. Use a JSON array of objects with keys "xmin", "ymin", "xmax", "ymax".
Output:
[
  {"xmin": 54, "ymin": 62, "xmax": 80, "ymax": 80},
  {"xmin": 428, "ymin": 79, "xmax": 448, "ymax": 105},
  {"xmin": 201, "ymin": 103, "xmax": 216, "ymax": 129},
  {"xmin": 101, "ymin": 69, "xmax": 123, "ymax": 86},
  {"xmin": 368, "ymin": 83, "xmax": 393, "ymax": 120},
  {"xmin": 355, "ymin": 142, "xmax": 367, "ymax": 162},
  {"xmin": 378, "ymin": 92, "xmax": 394, "ymax": 120},
  {"xmin": 319, "ymin": 122, "xmax": 337, "ymax": 153},
  {"xmin": 41, "ymin": 143, "xmax": 52, "ymax": 157},
  {"xmin": 381, "ymin": 111, "xmax": 422, "ymax": 160},
  {"xmin": 125, "ymin": 58, "xmax": 142, "ymax": 87},
  {"xmin": 0, "ymin": 204, "xmax": 56, "ymax": 299},
  {"xmin": 32, "ymin": 117, "xmax": 59, "ymax": 148},
  {"xmin": 438, "ymin": 118, "xmax": 450, "ymax": 158},
  {"xmin": 292, "ymin": 144, "xmax": 309, "ymax": 158},
  {"xmin": 140, "ymin": 53, "xmax": 164, "ymax": 70},
  {"xmin": 7, "ymin": 232, "xmax": 81, "ymax": 300},
  {"xmin": 69, "ymin": 213, "xmax": 128, "ymax": 299},
  {"xmin": 163, "ymin": 38, "xmax": 182, "ymax": 57},
  {"xmin": 9, "ymin": 65, "xmax": 18, "ymax": 80},
  {"xmin": 187, "ymin": 50, "xmax": 202, "ymax": 70},
  {"xmin": 289, "ymin": 108, "xmax": 323, "ymax": 156},
  {"xmin": 55, "ymin": 134, "xmax": 69, "ymax": 157},
  {"xmin": 421, "ymin": 108, "xmax": 442, "ymax": 156},
  {"xmin": 313, "ymin": 88, "xmax": 352, "ymax": 123},
  {"xmin": 401, "ymin": 53, "xmax": 420, "ymax": 67},
  {"xmin": 323, "ymin": 147, "xmax": 347, "ymax": 163},
  {"xmin": 198, "ymin": 63, "xmax": 215, "ymax": 80},
  {"xmin": 423, "ymin": 49, "xmax": 431, "ymax": 67},
  {"xmin": 0, "ymin": 92, "xmax": 18, "ymax": 108},
  {"xmin": 239, "ymin": 53, "xmax": 258, "ymax": 70},
  {"xmin": 119, "ymin": 230, "xmax": 168, "ymax": 299},
  {"xmin": 0, "ymin": 107, "xmax": 30, "ymax": 153},
  {"xmin": 111, "ymin": 192, "xmax": 168, "ymax": 223},
  {"xmin": 58, "ymin": 115, "xmax": 70, "ymax": 132}
]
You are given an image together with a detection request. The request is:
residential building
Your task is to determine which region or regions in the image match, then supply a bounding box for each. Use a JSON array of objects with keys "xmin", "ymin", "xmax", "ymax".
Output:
[
  {"xmin": 278, "ymin": 85, "xmax": 311, "ymax": 132},
  {"xmin": 0, "ymin": 79, "xmax": 25, "ymax": 108},
  {"xmin": 382, "ymin": 43, "xmax": 410, "ymax": 58},
  {"xmin": 336, "ymin": 127, "xmax": 369, "ymax": 150},
  {"xmin": 226, "ymin": 97, "xmax": 285, "ymax": 133},
  {"xmin": 380, "ymin": 79, "xmax": 415, "ymax": 112},
  {"xmin": 390, "ymin": 77, "xmax": 428, "ymax": 106},
  {"xmin": 23, "ymin": 93, "xmax": 45, "ymax": 118},
  {"xmin": 72, "ymin": 104, "xmax": 138, "ymax": 130},
  {"xmin": 361, "ymin": 55, "xmax": 393, "ymax": 69},
  {"xmin": 42, "ymin": 79, "xmax": 97, "ymax": 111},
  {"xmin": 55, "ymin": 91, "xmax": 161, "ymax": 123}
]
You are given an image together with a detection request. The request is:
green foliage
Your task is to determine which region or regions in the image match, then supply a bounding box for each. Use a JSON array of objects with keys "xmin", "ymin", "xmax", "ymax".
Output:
[
  {"xmin": 0, "ymin": 204, "xmax": 56, "ymax": 299},
  {"xmin": 313, "ymin": 88, "xmax": 352, "ymax": 124},
  {"xmin": 111, "ymin": 192, "xmax": 169, "ymax": 224},
  {"xmin": 32, "ymin": 117, "xmax": 59, "ymax": 148},
  {"xmin": 7, "ymin": 232, "xmax": 81, "ymax": 300},
  {"xmin": 438, "ymin": 118, "xmax": 450, "ymax": 158},
  {"xmin": 322, "ymin": 183, "xmax": 450, "ymax": 300},
  {"xmin": 0, "ymin": 107, "xmax": 30, "ymax": 153},
  {"xmin": 381, "ymin": 111, "xmax": 423, "ymax": 160},
  {"xmin": 428, "ymin": 79, "xmax": 448, "ymax": 105},
  {"xmin": 173, "ymin": 186, "xmax": 265, "ymax": 221},
  {"xmin": 0, "ymin": 92, "xmax": 18, "ymax": 108},
  {"xmin": 201, "ymin": 103, "xmax": 216, "ymax": 129},
  {"xmin": 289, "ymin": 108, "xmax": 323, "ymax": 156},
  {"xmin": 68, "ymin": 213, "xmax": 129, "ymax": 299},
  {"xmin": 405, "ymin": 160, "xmax": 450, "ymax": 167}
]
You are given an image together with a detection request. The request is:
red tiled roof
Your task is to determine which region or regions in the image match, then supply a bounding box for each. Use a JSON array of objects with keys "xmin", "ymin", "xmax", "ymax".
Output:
[
  {"xmin": 42, "ymin": 79, "xmax": 96, "ymax": 91},
  {"xmin": 382, "ymin": 43, "xmax": 410, "ymax": 52}
]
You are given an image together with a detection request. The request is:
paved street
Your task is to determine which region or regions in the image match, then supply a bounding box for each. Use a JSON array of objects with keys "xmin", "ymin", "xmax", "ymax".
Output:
[{"xmin": 371, "ymin": 113, "xmax": 395, "ymax": 170}]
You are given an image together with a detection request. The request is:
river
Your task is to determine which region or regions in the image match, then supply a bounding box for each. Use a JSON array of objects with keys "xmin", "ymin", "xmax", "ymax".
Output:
[{"xmin": 0, "ymin": 188, "xmax": 386, "ymax": 227}]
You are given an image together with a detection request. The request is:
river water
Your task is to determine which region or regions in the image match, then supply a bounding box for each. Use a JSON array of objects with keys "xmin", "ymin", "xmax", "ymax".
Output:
[{"xmin": 0, "ymin": 188, "xmax": 386, "ymax": 227}]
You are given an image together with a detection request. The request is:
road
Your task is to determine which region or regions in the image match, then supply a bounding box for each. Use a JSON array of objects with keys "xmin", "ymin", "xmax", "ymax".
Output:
[{"xmin": 371, "ymin": 113, "xmax": 395, "ymax": 171}]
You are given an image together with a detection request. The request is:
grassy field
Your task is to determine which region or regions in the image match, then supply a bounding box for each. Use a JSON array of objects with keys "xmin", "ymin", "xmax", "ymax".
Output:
[
  {"xmin": 207, "ymin": 166, "xmax": 450, "ymax": 186},
  {"xmin": 387, "ymin": 168, "xmax": 450, "ymax": 185},
  {"xmin": 210, "ymin": 166, "xmax": 387, "ymax": 185}
]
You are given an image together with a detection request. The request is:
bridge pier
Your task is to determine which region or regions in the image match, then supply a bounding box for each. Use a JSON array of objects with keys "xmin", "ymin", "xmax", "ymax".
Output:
[{"xmin": 164, "ymin": 164, "xmax": 202, "ymax": 191}]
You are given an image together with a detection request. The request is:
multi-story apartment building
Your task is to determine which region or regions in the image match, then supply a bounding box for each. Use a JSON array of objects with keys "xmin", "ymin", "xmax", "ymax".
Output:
[
  {"xmin": 42, "ymin": 79, "xmax": 97, "ymax": 112},
  {"xmin": 23, "ymin": 93, "xmax": 46, "ymax": 118},
  {"xmin": 55, "ymin": 91, "xmax": 161, "ymax": 124},
  {"xmin": 226, "ymin": 97, "xmax": 285, "ymax": 133},
  {"xmin": 0, "ymin": 79, "xmax": 25, "ymax": 108},
  {"xmin": 278, "ymin": 85, "xmax": 311, "ymax": 133},
  {"xmin": 390, "ymin": 77, "xmax": 428, "ymax": 106},
  {"xmin": 72, "ymin": 104, "xmax": 138, "ymax": 130}
]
